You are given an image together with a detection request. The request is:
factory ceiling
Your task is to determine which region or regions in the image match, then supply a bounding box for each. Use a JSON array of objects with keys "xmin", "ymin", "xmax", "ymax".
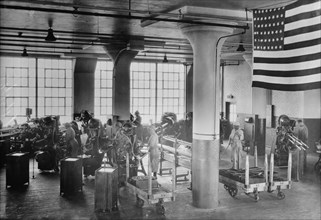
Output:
[{"xmin": 0, "ymin": 0, "xmax": 294, "ymax": 63}]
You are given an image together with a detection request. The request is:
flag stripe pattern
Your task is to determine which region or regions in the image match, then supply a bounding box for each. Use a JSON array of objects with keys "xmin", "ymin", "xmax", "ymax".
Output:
[{"xmin": 252, "ymin": 0, "xmax": 321, "ymax": 91}]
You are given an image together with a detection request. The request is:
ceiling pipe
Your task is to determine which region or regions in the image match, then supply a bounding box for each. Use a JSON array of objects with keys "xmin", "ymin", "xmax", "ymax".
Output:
[
  {"xmin": 2, "ymin": 0, "xmax": 251, "ymax": 24},
  {"xmin": 0, "ymin": 42, "xmax": 81, "ymax": 50},
  {"xmin": 0, "ymin": 26, "xmax": 191, "ymax": 44},
  {"xmin": 0, "ymin": 5, "xmax": 249, "ymax": 30}
]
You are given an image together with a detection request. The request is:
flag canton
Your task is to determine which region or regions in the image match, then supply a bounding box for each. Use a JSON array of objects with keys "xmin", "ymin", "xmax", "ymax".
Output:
[{"xmin": 253, "ymin": 7, "xmax": 286, "ymax": 51}]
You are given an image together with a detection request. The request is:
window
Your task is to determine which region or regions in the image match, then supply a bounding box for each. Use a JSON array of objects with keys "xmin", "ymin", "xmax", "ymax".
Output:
[
  {"xmin": 38, "ymin": 58, "xmax": 73, "ymax": 123},
  {"xmin": 157, "ymin": 63, "xmax": 185, "ymax": 121},
  {"xmin": 0, "ymin": 57, "xmax": 73, "ymax": 126},
  {"xmin": 0, "ymin": 57, "xmax": 36, "ymax": 125},
  {"xmin": 94, "ymin": 60, "xmax": 113, "ymax": 121},
  {"xmin": 130, "ymin": 62, "xmax": 156, "ymax": 124},
  {"xmin": 130, "ymin": 62, "xmax": 185, "ymax": 124},
  {"xmin": 230, "ymin": 103, "xmax": 237, "ymax": 123}
]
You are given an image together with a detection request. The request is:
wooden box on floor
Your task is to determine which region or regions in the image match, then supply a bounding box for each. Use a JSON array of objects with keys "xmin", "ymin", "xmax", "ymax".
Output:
[
  {"xmin": 6, "ymin": 152, "xmax": 29, "ymax": 188},
  {"xmin": 95, "ymin": 167, "xmax": 118, "ymax": 212},
  {"xmin": 60, "ymin": 158, "xmax": 82, "ymax": 196}
]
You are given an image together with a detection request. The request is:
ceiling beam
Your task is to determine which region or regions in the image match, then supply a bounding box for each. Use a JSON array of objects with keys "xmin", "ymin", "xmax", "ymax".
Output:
[{"xmin": 0, "ymin": 4, "xmax": 249, "ymax": 30}]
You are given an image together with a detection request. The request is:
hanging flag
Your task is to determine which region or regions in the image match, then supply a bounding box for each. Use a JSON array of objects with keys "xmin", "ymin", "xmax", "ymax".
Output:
[{"xmin": 252, "ymin": 0, "xmax": 321, "ymax": 91}]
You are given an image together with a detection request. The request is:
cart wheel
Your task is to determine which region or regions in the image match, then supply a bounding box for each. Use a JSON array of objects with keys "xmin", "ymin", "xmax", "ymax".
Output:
[
  {"xmin": 156, "ymin": 203, "xmax": 165, "ymax": 215},
  {"xmin": 228, "ymin": 188, "xmax": 238, "ymax": 197},
  {"xmin": 277, "ymin": 191, "xmax": 285, "ymax": 200},
  {"xmin": 254, "ymin": 193, "xmax": 259, "ymax": 201},
  {"xmin": 136, "ymin": 196, "xmax": 144, "ymax": 208},
  {"xmin": 157, "ymin": 205, "xmax": 165, "ymax": 215}
]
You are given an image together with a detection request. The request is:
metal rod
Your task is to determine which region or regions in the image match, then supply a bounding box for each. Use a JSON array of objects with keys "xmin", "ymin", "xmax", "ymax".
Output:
[
  {"xmin": 0, "ymin": 5, "xmax": 250, "ymax": 30},
  {"xmin": 245, "ymin": 155, "xmax": 249, "ymax": 186},
  {"xmin": 287, "ymin": 151, "xmax": 292, "ymax": 182},
  {"xmin": 270, "ymin": 153, "xmax": 274, "ymax": 184},
  {"xmin": 254, "ymin": 145, "xmax": 258, "ymax": 167},
  {"xmin": 264, "ymin": 153, "xmax": 268, "ymax": 184}
]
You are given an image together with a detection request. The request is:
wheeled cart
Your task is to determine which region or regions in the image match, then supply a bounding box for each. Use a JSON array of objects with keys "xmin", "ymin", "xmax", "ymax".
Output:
[
  {"xmin": 220, "ymin": 149, "xmax": 292, "ymax": 201},
  {"xmin": 267, "ymin": 151, "xmax": 292, "ymax": 200},
  {"xmin": 219, "ymin": 153, "xmax": 269, "ymax": 201},
  {"xmin": 125, "ymin": 152, "xmax": 176, "ymax": 215}
]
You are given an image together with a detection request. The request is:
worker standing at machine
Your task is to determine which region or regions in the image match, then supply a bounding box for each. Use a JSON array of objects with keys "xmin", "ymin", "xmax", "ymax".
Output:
[
  {"xmin": 147, "ymin": 126, "xmax": 160, "ymax": 179},
  {"xmin": 133, "ymin": 110, "xmax": 142, "ymax": 127},
  {"xmin": 64, "ymin": 122, "xmax": 79, "ymax": 157},
  {"xmin": 294, "ymin": 119, "xmax": 309, "ymax": 178},
  {"xmin": 228, "ymin": 121, "xmax": 244, "ymax": 169}
]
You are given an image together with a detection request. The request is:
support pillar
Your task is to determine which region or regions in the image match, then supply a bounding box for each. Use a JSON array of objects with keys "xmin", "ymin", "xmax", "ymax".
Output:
[
  {"xmin": 186, "ymin": 64, "xmax": 193, "ymax": 113},
  {"xmin": 74, "ymin": 58, "xmax": 97, "ymax": 114},
  {"xmin": 180, "ymin": 25, "xmax": 234, "ymax": 209},
  {"xmin": 104, "ymin": 46, "xmax": 138, "ymax": 121}
]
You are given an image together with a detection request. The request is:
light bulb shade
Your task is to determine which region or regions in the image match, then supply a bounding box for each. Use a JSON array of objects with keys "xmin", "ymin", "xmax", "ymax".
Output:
[
  {"xmin": 21, "ymin": 48, "xmax": 28, "ymax": 57},
  {"xmin": 45, "ymin": 28, "xmax": 56, "ymax": 41},
  {"xmin": 236, "ymin": 44, "xmax": 245, "ymax": 52},
  {"xmin": 162, "ymin": 54, "xmax": 168, "ymax": 63}
]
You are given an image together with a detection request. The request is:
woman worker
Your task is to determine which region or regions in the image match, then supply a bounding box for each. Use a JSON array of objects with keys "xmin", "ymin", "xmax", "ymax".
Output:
[
  {"xmin": 64, "ymin": 122, "xmax": 79, "ymax": 157},
  {"xmin": 147, "ymin": 126, "xmax": 161, "ymax": 179},
  {"xmin": 228, "ymin": 121, "xmax": 244, "ymax": 169}
]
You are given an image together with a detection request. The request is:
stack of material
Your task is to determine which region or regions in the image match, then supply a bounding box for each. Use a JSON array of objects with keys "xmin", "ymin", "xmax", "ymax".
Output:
[
  {"xmin": 219, "ymin": 167, "xmax": 284, "ymax": 184},
  {"xmin": 128, "ymin": 176, "xmax": 158, "ymax": 190}
]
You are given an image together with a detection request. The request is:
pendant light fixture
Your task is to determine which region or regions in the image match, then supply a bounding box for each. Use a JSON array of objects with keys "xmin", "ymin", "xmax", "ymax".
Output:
[
  {"xmin": 45, "ymin": 27, "xmax": 57, "ymax": 41},
  {"xmin": 236, "ymin": 43, "xmax": 245, "ymax": 52},
  {"xmin": 162, "ymin": 54, "xmax": 168, "ymax": 63},
  {"xmin": 21, "ymin": 47, "xmax": 28, "ymax": 57}
]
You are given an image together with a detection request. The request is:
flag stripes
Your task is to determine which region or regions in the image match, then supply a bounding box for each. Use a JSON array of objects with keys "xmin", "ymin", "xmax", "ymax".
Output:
[{"xmin": 252, "ymin": 0, "xmax": 321, "ymax": 91}]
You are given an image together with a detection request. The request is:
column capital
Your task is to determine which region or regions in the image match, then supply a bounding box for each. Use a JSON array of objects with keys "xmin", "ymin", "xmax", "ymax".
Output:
[
  {"xmin": 179, "ymin": 24, "xmax": 235, "ymax": 46},
  {"xmin": 243, "ymin": 54, "xmax": 253, "ymax": 69}
]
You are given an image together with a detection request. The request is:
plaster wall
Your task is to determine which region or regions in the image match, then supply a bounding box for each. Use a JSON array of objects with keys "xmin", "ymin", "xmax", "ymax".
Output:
[{"xmin": 224, "ymin": 61, "xmax": 252, "ymax": 114}]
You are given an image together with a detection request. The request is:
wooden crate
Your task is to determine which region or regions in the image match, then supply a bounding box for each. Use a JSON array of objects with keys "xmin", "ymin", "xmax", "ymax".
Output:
[
  {"xmin": 60, "ymin": 157, "xmax": 82, "ymax": 195},
  {"xmin": 95, "ymin": 167, "xmax": 118, "ymax": 212},
  {"xmin": 6, "ymin": 152, "xmax": 29, "ymax": 188}
]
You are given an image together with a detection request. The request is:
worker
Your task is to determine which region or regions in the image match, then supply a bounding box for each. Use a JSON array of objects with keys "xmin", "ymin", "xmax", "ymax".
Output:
[
  {"xmin": 64, "ymin": 122, "xmax": 79, "ymax": 157},
  {"xmin": 294, "ymin": 119, "xmax": 309, "ymax": 177},
  {"xmin": 133, "ymin": 110, "xmax": 142, "ymax": 127},
  {"xmin": 228, "ymin": 121, "xmax": 244, "ymax": 169},
  {"xmin": 147, "ymin": 126, "xmax": 160, "ymax": 179},
  {"xmin": 105, "ymin": 118, "xmax": 113, "ymax": 139}
]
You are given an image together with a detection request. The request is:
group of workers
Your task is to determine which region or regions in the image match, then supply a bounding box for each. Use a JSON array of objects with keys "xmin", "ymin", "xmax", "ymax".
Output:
[
  {"xmin": 228, "ymin": 116, "xmax": 309, "ymax": 181},
  {"xmin": 61, "ymin": 110, "xmax": 161, "ymax": 180}
]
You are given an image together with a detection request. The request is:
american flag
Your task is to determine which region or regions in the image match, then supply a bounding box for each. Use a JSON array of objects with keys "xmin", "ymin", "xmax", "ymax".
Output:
[{"xmin": 252, "ymin": 0, "xmax": 321, "ymax": 91}]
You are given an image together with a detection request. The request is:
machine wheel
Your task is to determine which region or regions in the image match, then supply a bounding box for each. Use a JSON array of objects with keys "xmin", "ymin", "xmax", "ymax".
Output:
[
  {"xmin": 314, "ymin": 162, "xmax": 321, "ymax": 173},
  {"xmin": 156, "ymin": 202, "xmax": 165, "ymax": 215},
  {"xmin": 224, "ymin": 185, "xmax": 229, "ymax": 190},
  {"xmin": 136, "ymin": 196, "xmax": 144, "ymax": 208},
  {"xmin": 228, "ymin": 188, "xmax": 238, "ymax": 197},
  {"xmin": 277, "ymin": 191, "xmax": 285, "ymax": 200}
]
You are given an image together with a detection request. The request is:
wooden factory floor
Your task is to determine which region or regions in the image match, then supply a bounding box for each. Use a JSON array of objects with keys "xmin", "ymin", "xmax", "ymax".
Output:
[{"xmin": 0, "ymin": 146, "xmax": 320, "ymax": 220}]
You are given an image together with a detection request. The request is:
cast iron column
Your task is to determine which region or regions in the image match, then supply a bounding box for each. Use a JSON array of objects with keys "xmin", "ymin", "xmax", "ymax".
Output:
[{"xmin": 180, "ymin": 25, "xmax": 234, "ymax": 209}]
